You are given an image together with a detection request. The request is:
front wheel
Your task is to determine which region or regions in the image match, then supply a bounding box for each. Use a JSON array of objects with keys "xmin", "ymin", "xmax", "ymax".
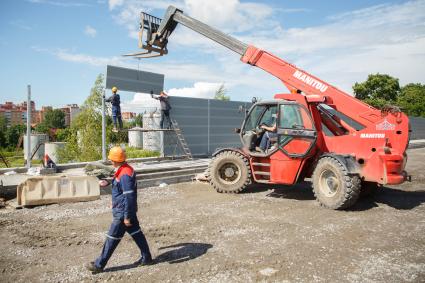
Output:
[
  {"xmin": 312, "ymin": 156, "xmax": 361, "ymax": 210},
  {"xmin": 207, "ymin": 151, "xmax": 251, "ymax": 193}
]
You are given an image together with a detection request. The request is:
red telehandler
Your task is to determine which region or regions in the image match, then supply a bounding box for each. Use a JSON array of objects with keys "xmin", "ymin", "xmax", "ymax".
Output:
[{"xmin": 128, "ymin": 6, "xmax": 410, "ymax": 209}]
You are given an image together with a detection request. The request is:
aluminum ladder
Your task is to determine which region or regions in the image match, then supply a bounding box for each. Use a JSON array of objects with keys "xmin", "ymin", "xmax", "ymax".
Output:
[{"xmin": 171, "ymin": 119, "xmax": 192, "ymax": 159}]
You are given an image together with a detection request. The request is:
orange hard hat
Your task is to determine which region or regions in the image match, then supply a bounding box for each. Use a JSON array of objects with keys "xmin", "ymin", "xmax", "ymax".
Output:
[{"xmin": 108, "ymin": 146, "xmax": 126, "ymax": 162}]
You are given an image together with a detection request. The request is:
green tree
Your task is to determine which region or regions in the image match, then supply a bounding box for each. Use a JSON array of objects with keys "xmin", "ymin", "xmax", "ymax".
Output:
[
  {"xmin": 0, "ymin": 116, "xmax": 7, "ymax": 148},
  {"xmin": 35, "ymin": 122, "xmax": 50, "ymax": 134},
  {"xmin": 5, "ymin": 124, "xmax": 26, "ymax": 148},
  {"xmin": 214, "ymin": 83, "xmax": 230, "ymax": 101},
  {"xmin": 56, "ymin": 128, "xmax": 72, "ymax": 142},
  {"xmin": 353, "ymin": 73, "xmax": 400, "ymax": 108},
  {"xmin": 59, "ymin": 74, "xmax": 126, "ymax": 162},
  {"xmin": 134, "ymin": 114, "xmax": 143, "ymax": 127},
  {"xmin": 44, "ymin": 108, "xmax": 66, "ymax": 129},
  {"xmin": 397, "ymin": 83, "xmax": 425, "ymax": 117},
  {"xmin": 128, "ymin": 114, "xmax": 143, "ymax": 128},
  {"xmin": 60, "ymin": 74, "xmax": 104, "ymax": 162},
  {"xmin": 36, "ymin": 108, "xmax": 66, "ymax": 134}
]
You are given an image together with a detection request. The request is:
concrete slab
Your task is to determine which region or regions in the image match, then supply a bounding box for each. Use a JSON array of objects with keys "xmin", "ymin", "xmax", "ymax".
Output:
[{"xmin": 17, "ymin": 175, "xmax": 100, "ymax": 206}]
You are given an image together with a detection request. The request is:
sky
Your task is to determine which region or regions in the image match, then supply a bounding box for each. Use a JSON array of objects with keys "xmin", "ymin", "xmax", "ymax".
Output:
[{"xmin": 0, "ymin": 0, "xmax": 424, "ymax": 112}]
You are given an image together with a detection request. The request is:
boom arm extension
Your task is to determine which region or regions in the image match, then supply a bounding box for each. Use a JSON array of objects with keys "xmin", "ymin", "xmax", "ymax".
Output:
[
  {"xmin": 152, "ymin": 6, "xmax": 248, "ymax": 56},
  {"xmin": 137, "ymin": 6, "xmax": 387, "ymax": 128}
]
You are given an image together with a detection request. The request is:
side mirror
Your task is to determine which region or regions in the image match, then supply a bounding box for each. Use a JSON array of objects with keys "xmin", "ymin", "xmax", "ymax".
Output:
[
  {"xmin": 252, "ymin": 97, "xmax": 258, "ymax": 104},
  {"xmin": 234, "ymin": 128, "xmax": 241, "ymax": 133}
]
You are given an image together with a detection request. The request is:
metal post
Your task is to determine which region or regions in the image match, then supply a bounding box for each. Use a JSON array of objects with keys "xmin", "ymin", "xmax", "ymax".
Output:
[
  {"xmin": 26, "ymin": 85, "xmax": 31, "ymax": 168},
  {"xmin": 102, "ymin": 90, "xmax": 107, "ymax": 161},
  {"xmin": 207, "ymin": 99, "xmax": 210, "ymax": 155}
]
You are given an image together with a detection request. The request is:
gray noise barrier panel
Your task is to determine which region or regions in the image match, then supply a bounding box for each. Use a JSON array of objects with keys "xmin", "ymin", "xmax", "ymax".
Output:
[{"xmin": 106, "ymin": 65, "xmax": 164, "ymax": 94}]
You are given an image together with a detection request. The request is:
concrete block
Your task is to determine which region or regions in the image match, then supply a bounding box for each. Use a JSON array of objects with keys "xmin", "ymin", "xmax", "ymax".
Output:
[
  {"xmin": 40, "ymin": 168, "xmax": 57, "ymax": 175},
  {"xmin": 17, "ymin": 175, "xmax": 100, "ymax": 206}
]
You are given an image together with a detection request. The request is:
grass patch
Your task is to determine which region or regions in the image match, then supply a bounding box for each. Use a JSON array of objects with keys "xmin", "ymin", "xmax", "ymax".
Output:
[
  {"xmin": 125, "ymin": 147, "xmax": 160, "ymax": 159},
  {"xmin": 0, "ymin": 149, "xmax": 43, "ymax": 168}
]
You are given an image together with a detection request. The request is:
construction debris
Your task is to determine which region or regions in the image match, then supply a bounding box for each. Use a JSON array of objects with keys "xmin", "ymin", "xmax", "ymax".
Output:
[
  {"xmin": 195, "ymin": 172, "xmax": 208, "ymax": 183},
  {"xmin": 84, "ymin": 162, "xmax": 114, "ymax": 178}
]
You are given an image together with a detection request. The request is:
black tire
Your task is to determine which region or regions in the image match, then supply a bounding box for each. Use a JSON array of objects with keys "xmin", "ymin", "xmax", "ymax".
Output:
[
  {"xmin": 360, "ymin": 181, "xmax": 380, "ymax": 197},
  {"xmin": 207, "ymin": 151, "xmax": 251, "ymax": 193},
  {"xmin": 312, "ymin": 156, "xmax": 361, "ymax": 210}
]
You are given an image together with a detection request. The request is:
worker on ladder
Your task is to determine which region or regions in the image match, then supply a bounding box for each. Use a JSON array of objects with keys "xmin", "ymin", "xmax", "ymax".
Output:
[
  {"xmin": 87, "ymin": 146, "xmax": 153, "ymax": 273},
  {"xmin": 150, "ymin": 90, "xmax": 172, "ymax": 129},
  {"xmin": 106, "ymin": 86, "xmax": 123, "ymax": 132}
]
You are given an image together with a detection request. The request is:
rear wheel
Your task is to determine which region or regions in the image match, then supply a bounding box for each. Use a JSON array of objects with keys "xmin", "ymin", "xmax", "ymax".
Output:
[
  {"xmin": 208, "ymin": 151, "xmax": 251, "ymax": 193},
  {"xmin": 312, "ymin": 156, "xmax": 361, "ymax": 209}
]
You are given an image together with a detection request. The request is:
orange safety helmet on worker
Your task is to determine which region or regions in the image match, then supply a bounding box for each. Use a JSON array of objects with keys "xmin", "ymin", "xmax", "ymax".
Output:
[{"xmin": 108, "ymin": 146, "xmax": 126, "ymax": 163}]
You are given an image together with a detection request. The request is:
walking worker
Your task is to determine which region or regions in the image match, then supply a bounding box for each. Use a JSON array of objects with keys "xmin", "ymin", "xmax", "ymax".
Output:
[
  {"xmin": 106, "ymin": 86, "xmax": 123, "ymax": 132},
  {"xmin": 86, "ymin": 146, "xmax": 153, "ymax": 274},
  {"xmin": 150, "ymin": 90, "xmax": 172, "ymax": 129}
]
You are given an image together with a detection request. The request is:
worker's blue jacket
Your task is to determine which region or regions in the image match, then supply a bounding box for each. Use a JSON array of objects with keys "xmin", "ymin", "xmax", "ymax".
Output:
[
  {"xmin": 106, "ymin": 93, "xmax": 121, "ymax": 107},
  {"xmin": 111, "ymin": 163, "xmax": 138, "ymax": 220}
]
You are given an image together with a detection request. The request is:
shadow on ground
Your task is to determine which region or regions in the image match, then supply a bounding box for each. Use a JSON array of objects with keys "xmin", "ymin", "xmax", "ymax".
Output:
[
  {"xmin": 351, "ymin": 187, "xmax": 425, "ymax": 211},
  {"xmin": 242, "ymin": 181, "xmax": 316, "ymax": 201},
  {"xmin": 104, "ymin": 242, "xmax": 212, "ymax": 272},
  {"xmin": 242, "ymin": 181, "xmax": 425, "ymax": 211},
  {"xmin": 0, "ymin": 186, "xmax": 17, "ymax": 201},
  {"xmin": 156, "ymin": 242, "xmax": 213, "ymax": 264}
]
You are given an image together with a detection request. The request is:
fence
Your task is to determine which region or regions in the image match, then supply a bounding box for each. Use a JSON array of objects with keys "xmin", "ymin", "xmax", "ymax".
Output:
[
  {"xmin": 163, "ymin": 97, "xmax": 250, "ymax": 156},
  {"xmin": 409, "ymin": 117, "xmax": 425, "ymax": 140}
]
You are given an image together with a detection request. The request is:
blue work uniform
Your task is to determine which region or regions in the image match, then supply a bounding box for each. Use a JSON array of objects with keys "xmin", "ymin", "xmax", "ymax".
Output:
[
  {"xmin": 94, "ymin": 163, "xmax": 152, "ymax": 269},
  {"xmin": 106, "ymin": 93, "xmax": 123, "ymax": 129}
]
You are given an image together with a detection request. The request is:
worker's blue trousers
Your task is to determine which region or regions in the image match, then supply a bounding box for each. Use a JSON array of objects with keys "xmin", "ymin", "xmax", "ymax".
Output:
[
  {"xmin": 112, "ymin": 106, "xmax": 123, "ymax": 129},
  {"xmin": 260, "ymin": 131, "xmax": 278, "ymax": 151},
  {"xmin": 94, "ymin": 216, "xmax": 151, "ymax": 269}
]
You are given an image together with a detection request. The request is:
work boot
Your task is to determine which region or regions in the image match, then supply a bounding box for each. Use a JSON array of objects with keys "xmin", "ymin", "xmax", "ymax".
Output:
[
  {"xmin": 86, "ymin": 261, "xmax": 103, "ymax": 274},
  {"xmin": 112, "ymin": 127, "xmax": 118, "ymax": 133},
  {"xmin": 133, "ymin": 256, "xmax": 154, "ymax": 267}
]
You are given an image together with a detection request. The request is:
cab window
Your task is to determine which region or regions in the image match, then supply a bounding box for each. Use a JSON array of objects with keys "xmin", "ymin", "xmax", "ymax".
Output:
[
  {"xmin": 243, "ymin": 105, "xmax": 265, "ymax": 132},
  {"xmin": 279, "ymin": 104, "xmax": 313, "ymax": 130},
  {"xmin": 259, "ymin": 105, "xmax": 278, "ymax": 127}
]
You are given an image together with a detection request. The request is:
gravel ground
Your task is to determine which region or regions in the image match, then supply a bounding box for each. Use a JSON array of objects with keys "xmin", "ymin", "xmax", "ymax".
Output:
[{"xmin": 0, "ymin": 148, "xmax": 424, "ymax": 282}]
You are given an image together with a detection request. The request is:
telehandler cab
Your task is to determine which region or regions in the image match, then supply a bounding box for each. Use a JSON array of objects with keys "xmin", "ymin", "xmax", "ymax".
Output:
[{"xmin": 127, "ymin": 6, "xmax": 410, "ymax": 209}]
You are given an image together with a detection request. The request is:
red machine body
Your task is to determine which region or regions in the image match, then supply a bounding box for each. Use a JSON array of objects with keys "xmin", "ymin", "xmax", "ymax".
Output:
[{"xmin": 241, "ymin": 46, "xmax": 409, "ymax": 185}]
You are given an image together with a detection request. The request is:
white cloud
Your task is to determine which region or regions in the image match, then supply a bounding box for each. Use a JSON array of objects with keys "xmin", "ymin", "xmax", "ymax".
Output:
[
  {"xmin": 54, "ymin": 50, "xmax": 124, "ymax": 67},
  {"xmin": 27, "ymin": 0, "xmax": 91, "ymax": 7},
  {"xmin": 9, "ymin": 20, "xmax": 32, "ymax": 30},
  {"xmin": 111, "ymin": 0, "xmax": 276, "ymax": 40},
  {"xmin": 121, "ymin": 82, "xmax": 224, "ymax": 113},
  {"xmin": 121, "ymin": 93, "xmax": 159, "ymax": 113},
  {"xmin": 108, "ymin": 0, "xmax": 124, "ymax": 10},
  {"xmin": 30, "ymin": 47, "xmax": 227, "ymax": 82},
  {"xmin": 31, "ymin": 46, "xmax": 127, "ymax": 67},
  {"xmin": 84, "ymin": 25, "xmax": 97, "ymax": 37},
  {"xmin": 185, "ymin": 0, "xmax": 274, "ymax": 33},
  {"xmin": 168, "ymin": 82, "xmax": 222, "ymax": 99}
]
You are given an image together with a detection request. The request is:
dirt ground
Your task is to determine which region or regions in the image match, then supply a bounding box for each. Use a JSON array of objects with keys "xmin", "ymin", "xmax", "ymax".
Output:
[{"xmin": 1, "ymin": 149, "xmax": 424, "ymax": 283}]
